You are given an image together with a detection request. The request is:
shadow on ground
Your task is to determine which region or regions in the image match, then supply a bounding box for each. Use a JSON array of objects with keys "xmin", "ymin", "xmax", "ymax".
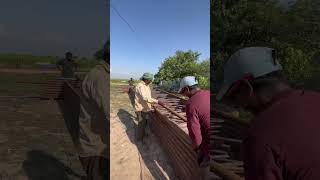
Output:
[
  {"xmin": 117, "ymin": 108, "xmax": 175, "ymax": 180},
  {"xmin": 23, "ymin": 150, "xmax": 85, "ymax": 180}
]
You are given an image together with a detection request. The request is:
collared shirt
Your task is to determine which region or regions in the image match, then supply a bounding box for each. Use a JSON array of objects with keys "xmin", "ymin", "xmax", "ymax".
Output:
[
  {"xmin": 78, "ymin": 61, "xmax": 109, "ymax": 158},
  {"xmin": 244, "ymin": 89, "xmax": 320, "ymax": 180},
  {"xmin": 186, "ymin": 90, "xmax": 210, "ymax": 157},
  {"xmin": 134, "ymin": 81, "xmax": 158, "ymax": 112}
]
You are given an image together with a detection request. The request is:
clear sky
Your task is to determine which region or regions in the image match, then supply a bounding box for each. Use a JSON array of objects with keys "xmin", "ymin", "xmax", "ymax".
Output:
[
  {"xmin": 110, "ymin": 0, "xmax": 210, "ymax": 79},
  {"xmin": 0, "ymin": 0, "xmax": 108, "ymax": 58}
]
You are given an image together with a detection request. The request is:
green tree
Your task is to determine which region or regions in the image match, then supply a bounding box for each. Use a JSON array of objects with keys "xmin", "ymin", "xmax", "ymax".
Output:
[
  {"xmin": 155, "ymin": 50, "xmax": 200, "ymax": 81},
  {"xmin": 195, "ymin": 60, "xmax": 210, "ymax": 89},
  {"xmin": 280, "ymin": 47, "xmax": 313, "ymax": 87},
  {"xmin": 155, "ymin": 50, "xmax": 210, "ymax": 89},
  {"xmin": 212, "ymin": 0, "xmax": 320, "ymax": 89}
]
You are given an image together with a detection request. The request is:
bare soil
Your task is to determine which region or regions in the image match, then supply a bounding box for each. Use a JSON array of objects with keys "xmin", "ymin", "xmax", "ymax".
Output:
[
  {"xmin": 0, "ymin": 72, "xmax": 85, "ymax": 180},
  {"xmin": 110, "ymin": 84, "xmax": 177, "ymax": 180},
  {"xmin": 0, "ymin": 98, "xmax": 85, "ymax": 180}
]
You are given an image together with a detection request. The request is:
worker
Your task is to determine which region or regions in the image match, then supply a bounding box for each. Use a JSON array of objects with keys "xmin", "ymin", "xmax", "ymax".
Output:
[
  {"xmin": 128, "ymin": 78, "xmax": 134, "ymax": 86},
  {"xmin": 127, "ymin": 78, "xmax": 135, "ymax": 108},
  {"xmin": 178, "ymin": 76, "xmax": 211, "ymax": 180},
  {"xmin": 56, "ymin": 51, "xmax": 78, "ymax": 78},
  {"xmin": 76, "ymin": 43, "xmax": 109, "ymax": 180},
  {"xmin": 134, "ymin": 72, "xmax": 165, "ymax": 144},
  {"xmin": 216, "ymin": 47, "xmax": 320, "ymax": 180}
]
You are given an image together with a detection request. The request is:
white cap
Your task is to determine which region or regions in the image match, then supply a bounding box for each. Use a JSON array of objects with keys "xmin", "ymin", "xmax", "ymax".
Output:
[{"xmin": 178, "ymin": 76, "xmax": 199, "ymax": 93}]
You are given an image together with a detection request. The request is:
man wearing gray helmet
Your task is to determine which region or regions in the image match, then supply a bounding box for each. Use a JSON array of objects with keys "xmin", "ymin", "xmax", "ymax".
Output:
[
  {"xmin": 178, "ymin": 76, "xmax": 211, "ymax": 180},
  {"xmin": 217, "ymin": 47, "xmax": 320, "ymax": 180}
]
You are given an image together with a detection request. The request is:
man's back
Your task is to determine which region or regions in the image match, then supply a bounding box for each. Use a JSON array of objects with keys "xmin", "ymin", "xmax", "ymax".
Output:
[
  {"xmin": 187, "ymin": 90, "xmax": 211, "ymax": 123},
  {"xmin": 57, "ymin": 59, "xmax": 77, "ymax": 78},
  {"xmin": 128, "ymin": 80, "xmax": 134, "ymax": 86},
  {"xmin": 186, "ymin": 90, "xmax": 210, "ymax": 154},
  {"xmin": 134, "ymin": 81, "xmax": 157, "ymax": 112},
  {"xmin": 244, "ymin": 90, "xmax": 320, "ymax": 180},
  {"xmin": 78, "ymin": 61, "xmax": 109, "ymax": 158}
]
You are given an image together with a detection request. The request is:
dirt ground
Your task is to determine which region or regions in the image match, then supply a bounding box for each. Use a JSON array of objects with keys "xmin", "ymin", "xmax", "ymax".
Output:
[
  {"xmin": 0, "ymin": 72, "xmax": 85, "ymax": 180},
  {"xmin": 0, "ymin": 98, "xmax": 86, "ymax": 180},
  {"xmin": 110, "ymin": 84, "xmax": 177, "ymax": 180}
]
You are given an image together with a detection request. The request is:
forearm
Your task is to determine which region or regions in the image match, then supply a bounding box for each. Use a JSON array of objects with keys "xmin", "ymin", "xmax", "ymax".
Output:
[
  {"xmin": 188, "ymin": 127, "xmax": 202, "ymax": 150},
  {"xmin": 186, "ymin": 108, "xmax": 202, "ymax": 149},
  {"xmin": 143, "ymin": 97, "xmax": 158, "ymax": 104}
]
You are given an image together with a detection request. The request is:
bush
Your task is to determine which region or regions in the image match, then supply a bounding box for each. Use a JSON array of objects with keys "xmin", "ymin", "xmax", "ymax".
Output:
[
  {"xmin": 279, "ymin": 47, "xmax": 313, "ymax": 87},
  {"xmin": 155, "ymin": 50, "xmax": 210, "ymax": 90}
]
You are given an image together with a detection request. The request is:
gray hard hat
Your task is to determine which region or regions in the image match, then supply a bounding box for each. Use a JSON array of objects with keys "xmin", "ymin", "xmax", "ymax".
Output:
[{"xmin": 216, "ymin": 47, "xmax": 283, "ymax": 101}]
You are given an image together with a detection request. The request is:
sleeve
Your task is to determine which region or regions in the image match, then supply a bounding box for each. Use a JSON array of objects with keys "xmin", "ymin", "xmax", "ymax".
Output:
[
  {"xmin": 136, "ymin": 85, "xmax": 158, "ymax": 104},
  {"xmin": 93, "ymin": 70, "xmax": 109, "ymax": 117},
  {"xmin": 82, "ymin": 68, "xmax": 109, "ymax": 118},
  {"xmin": 243, "ymin": 135, "xmax": 283, "ymax": 180},
  {"xmin": 186, "ymin": 104, "xmax": 202, "ymax": 148},
  {"xmin": 82, "ymin": 68, "xmax": 109, "ymax": 146}
]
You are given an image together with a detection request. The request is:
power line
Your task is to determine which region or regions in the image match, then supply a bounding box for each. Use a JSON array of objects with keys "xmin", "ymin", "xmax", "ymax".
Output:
[
  {"xmin": 111, "ymin": 4, "xmax": 135, "ymax": 32},
  {"xmin": 111, "ymin": 3, "xmax": 158, "ymax": 55}
]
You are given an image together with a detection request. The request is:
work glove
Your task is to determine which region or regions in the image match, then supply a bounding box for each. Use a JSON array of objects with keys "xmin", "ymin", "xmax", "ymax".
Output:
[{"xmin": 157, "ymin": 99, "xmax": 165, "ymax": 106}]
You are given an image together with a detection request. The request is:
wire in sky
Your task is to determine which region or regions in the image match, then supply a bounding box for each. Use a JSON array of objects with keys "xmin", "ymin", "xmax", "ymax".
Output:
[
  {"xmin": 110, "ymin": 3, "xmax": 157, "ymax": 57},
  {"xmin": 111, "ymin": 5, "xmax": 135, "ymax": 32}
]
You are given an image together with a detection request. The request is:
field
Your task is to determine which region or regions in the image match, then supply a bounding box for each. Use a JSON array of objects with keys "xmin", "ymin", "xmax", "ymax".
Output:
[
  {"xmin": 111, "ymin": 79, "xmax": 139, "ymax": 84},
  {"xmin": 0, "ymin": 54, "xmax": 97, "ymax": 71},
  {"xmin": 0, "ymin": 71, "xmax": 86, "ymax": 179}
]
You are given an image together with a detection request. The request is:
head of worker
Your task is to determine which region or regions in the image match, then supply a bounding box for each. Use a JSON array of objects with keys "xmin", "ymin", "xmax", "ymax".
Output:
[
  {"xmin": 216, "ymin": 47, "xmax": 290, "ymax": 114},
  {"xmin": 178, "ymin": 76, "xmax": 200, "ymax": 98},
  {"xmin": 65, "ymin": 51, "xmax": 73, "ymax": 61},
  {"xmin": 140, "ymin": 72, "xmax": 154, "ymax": 85}
]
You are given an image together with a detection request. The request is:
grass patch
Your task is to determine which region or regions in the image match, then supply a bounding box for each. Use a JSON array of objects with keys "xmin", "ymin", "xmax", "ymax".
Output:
[
  {"xmin": 0, "ymin": 54, "xmax": 97, "ymax": 71},
  {"xmin": 111, "ymin": 79, "xmax": 140, "ymax": 85},
  {"xmin": 111, "ymin": 79, "xmax": 129, "ymax": 84}
]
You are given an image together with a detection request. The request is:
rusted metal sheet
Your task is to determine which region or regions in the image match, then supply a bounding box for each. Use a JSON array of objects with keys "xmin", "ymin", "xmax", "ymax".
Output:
[
  {"xmin": 39, "ymin": 79, "xmax": 81, "ymax": 99},
  {"xmin": 14, "ymin": 79, "xmax": 80, "ymax": 99},
  {"xmin": 211, "ymin": 108, "xmax": 248, "ymax": 178},
  {"xmin": 150, "ymin": 89, "xmax": 209, "ymax": 180},
  {"xmin": 154, "ymin": 89, "xmax": 247, "ymax": 180}
]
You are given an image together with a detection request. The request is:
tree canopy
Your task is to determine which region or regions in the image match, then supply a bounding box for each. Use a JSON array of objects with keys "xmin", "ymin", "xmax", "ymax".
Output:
[
  {"xmin": 212, "ymin": 0, "xmax": 320, "ymax": 90},
  {"xmin": 154, "ymin": 50, "xmax": 210, "ymax": 90}
]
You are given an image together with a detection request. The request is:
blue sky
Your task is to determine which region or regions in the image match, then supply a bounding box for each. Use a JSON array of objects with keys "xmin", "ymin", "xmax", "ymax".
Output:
[
  {"xmin": 0, "ymin": 0, "xmax": 108, "ymax": 58},
  {"xmin": 110, "ymin": 0, "xmax": 210, "ymax": 79}
]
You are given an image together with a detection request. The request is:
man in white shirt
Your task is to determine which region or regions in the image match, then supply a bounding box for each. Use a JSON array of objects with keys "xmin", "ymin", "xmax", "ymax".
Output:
[{"xmin": 134, "ymin": 72, "xmax": 164, "ymax": 143}]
